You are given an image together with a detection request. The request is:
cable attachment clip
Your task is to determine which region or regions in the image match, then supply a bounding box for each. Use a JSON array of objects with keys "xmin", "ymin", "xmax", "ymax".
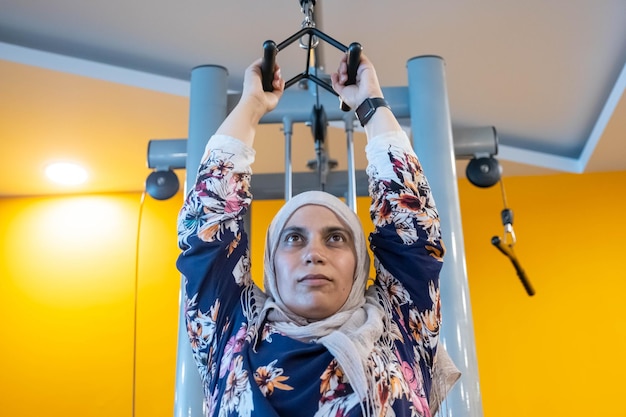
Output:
[
  {"xmin": 500, "ymin": 208, "xmax": 516, "ymax": 246},
  {"xmin": 299, "ymin": 0, "xmax": 319, "ymax": 49}
]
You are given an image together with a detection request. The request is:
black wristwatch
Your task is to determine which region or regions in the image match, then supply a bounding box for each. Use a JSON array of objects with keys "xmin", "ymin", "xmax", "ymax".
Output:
[{"xmin": 355, "ymin": 97, "xmax": 390, "ymax": 127}]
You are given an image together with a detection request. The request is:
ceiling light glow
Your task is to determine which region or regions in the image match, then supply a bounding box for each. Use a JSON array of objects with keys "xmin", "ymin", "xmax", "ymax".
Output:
[{"xmin": 45, "ymin": 162, "xmax": 88, "ymax": 185}]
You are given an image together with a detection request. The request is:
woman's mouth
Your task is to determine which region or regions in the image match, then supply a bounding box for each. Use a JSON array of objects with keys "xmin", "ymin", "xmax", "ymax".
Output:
[{"xmin": 298, "ymin": 274, "xmax": 331, "ymax": 284}]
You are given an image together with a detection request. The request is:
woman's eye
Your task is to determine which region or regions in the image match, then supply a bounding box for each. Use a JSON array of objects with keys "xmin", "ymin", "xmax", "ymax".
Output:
[
  {"xmin": 328, "ymin": 233, "xmax": 346, "ymax": 243},
  {"xmin": 285, "ymin": 234, "xmax": 301, "ymax": 243}
]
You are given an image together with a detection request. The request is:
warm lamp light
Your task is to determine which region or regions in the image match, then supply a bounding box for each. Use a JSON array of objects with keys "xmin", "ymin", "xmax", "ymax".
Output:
[{"xmin": 45, "ymin": 162, "xmax": 88, "ymax": 185}]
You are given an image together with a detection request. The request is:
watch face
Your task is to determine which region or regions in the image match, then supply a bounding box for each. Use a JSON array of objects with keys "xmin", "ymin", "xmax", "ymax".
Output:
[
  {"xmin": 356, "ymin": 99, "xmax": 372, "ymax": 125},
  {"xmin": 356, "ymin": 98, "xmax": 388, "ymax": 126}
]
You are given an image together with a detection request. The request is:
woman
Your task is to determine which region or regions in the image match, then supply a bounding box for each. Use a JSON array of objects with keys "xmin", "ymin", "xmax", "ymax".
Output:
[{"xmin": 177, "ymin": 53, "xmax": 459, "ymax": 417}]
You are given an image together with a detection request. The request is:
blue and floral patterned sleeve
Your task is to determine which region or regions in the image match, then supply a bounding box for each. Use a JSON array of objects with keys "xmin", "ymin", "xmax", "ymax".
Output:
[
  {"xmin": 366, "ymin": 131, "xmax": 445, "ymax": 366},
  {"xmin": 176, "ymin": 134, "xmax": 257, "ymax": 389}
]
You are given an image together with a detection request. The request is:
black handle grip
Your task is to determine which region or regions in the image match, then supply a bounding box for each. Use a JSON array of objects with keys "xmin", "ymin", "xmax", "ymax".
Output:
[
  {"xmin": 491, "ymin": 236, "xmax": 535, "ymax": 296},
  {"xmin": 261, "ymin": 40, "xmax": 278, "ymax": 92},
  {"xmin": 340, "ymin": 42, "xmax": 363, "ymax": 111}
]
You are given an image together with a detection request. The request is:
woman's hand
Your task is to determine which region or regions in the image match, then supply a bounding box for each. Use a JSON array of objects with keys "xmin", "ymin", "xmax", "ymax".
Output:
[
  {"xmin": 214, "ymin": 59, "xmax": 285, "ymax": 146},
  {"xmin": 331, "ymin": 53, "xmax": 384, "ymax": 110},
  {"xmin": 241, "ymin": 59, "xmax": 285, "ymax": 118},
  {"xmin": 332, "ymin": 53, "xmax": 402, "ymax": 138}
]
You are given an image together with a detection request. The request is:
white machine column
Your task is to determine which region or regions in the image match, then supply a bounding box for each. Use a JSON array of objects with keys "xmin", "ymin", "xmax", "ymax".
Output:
[
  {"xmin": 407, "ymin": 56, "xmax": 483, "ymax": 416},
  {"xmin": 175, "ymin": 64, "xmax": 229, "ymax": 417}
]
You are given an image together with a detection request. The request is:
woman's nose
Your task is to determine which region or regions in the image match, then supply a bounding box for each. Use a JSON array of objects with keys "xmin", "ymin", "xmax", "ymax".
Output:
[{"xmin": 304, "ymin": 240, "xmax": 326, "ymax": 264}]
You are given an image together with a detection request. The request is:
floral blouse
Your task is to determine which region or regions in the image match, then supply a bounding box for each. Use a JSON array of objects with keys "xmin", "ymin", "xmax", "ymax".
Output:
[{"xmin": 177, "ymin": 131, "xmax": 445, "ymax": 417}]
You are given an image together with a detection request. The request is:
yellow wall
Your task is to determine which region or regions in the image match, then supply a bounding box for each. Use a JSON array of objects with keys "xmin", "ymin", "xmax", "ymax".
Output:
[
  {"xmin": 0, "ymin": 192, "xmax": 181, "ymax": 417},
  {"xmin": 1, "ymin": 169, "xmax": 625, "ymax": 416},
  {"xmin": 458, "ymin": 170, "xmax": 626, "ymax": 416}
]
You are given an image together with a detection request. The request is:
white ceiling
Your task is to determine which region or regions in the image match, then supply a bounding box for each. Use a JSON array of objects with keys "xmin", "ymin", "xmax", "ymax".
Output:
[{"xmin": 1, "ymin": 0, "xmax": 625, "ymax": 197}]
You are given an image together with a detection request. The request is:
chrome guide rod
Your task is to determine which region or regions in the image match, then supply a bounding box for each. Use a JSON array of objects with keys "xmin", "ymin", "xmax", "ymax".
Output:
[
  {"xmin": 283, "ymin": 116, "xmax": 294, "ymax": 201},
  {"xmin": 344, "ymin": 112, "xmax": 357, "ymax": 212}
]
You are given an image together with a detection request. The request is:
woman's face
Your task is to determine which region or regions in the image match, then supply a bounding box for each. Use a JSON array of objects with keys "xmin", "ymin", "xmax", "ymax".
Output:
[{"xmin": 274, "ymin": 205, "xmax": 357, "ymax": 321}]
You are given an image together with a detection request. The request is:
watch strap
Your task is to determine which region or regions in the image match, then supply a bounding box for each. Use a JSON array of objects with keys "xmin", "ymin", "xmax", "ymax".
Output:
[{"xmin": 355, "ymin": 97, "xmax": 390, "ymax": 127}]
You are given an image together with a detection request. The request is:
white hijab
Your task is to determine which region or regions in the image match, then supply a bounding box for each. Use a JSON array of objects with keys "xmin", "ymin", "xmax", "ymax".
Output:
[{"xmin": 256, "ymin": 190, "xmax": 385, "ymax": 415}]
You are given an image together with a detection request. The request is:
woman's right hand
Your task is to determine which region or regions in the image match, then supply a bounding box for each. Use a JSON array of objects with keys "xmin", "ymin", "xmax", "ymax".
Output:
[
  {"xmin": 241, "ymin": 59, "xmax": 285, "ymax": 117},
  {"xmin": 215, "ymin": 58, "xmax": 285, "ymax": 146}
]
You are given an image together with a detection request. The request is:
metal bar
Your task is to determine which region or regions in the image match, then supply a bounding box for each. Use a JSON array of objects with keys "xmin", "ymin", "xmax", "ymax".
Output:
[
  {"xmin": 275, "ymin": 27, "xmax": 348, "ymax": 53},
  {"xmin": 175, "ymin": 64, "xmax": 228, "ymax": 417},
  {"xmin": 407, "ymin": 55, "xmax": 484, "ymax": 416},
  {"xmin": 283, "ymin": 72, "xmax": 337, "ymax": 97},
  {"xmin": 283, "ymin": 116, "xmax": 294, "ymax": 201},
  {"xmin": 344, "ymin": 113, "xmax": 357, "ymax": 212},
  {"xmin": 257, "ymin": 86, "xmax": 410, "ymax": 124},
  {"xmin": 251, "ymin": 170, "xmax": 369, "ymax": 200}
]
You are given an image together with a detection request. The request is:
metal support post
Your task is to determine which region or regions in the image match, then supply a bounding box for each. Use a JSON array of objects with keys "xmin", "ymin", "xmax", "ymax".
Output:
[
  {"xmin": 407, "ymin": 56, "xmax": 483, "ymax": 416},
  {"xmin": 175, "ymin": 64, "xmax": 229, "ymax": 417}
]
